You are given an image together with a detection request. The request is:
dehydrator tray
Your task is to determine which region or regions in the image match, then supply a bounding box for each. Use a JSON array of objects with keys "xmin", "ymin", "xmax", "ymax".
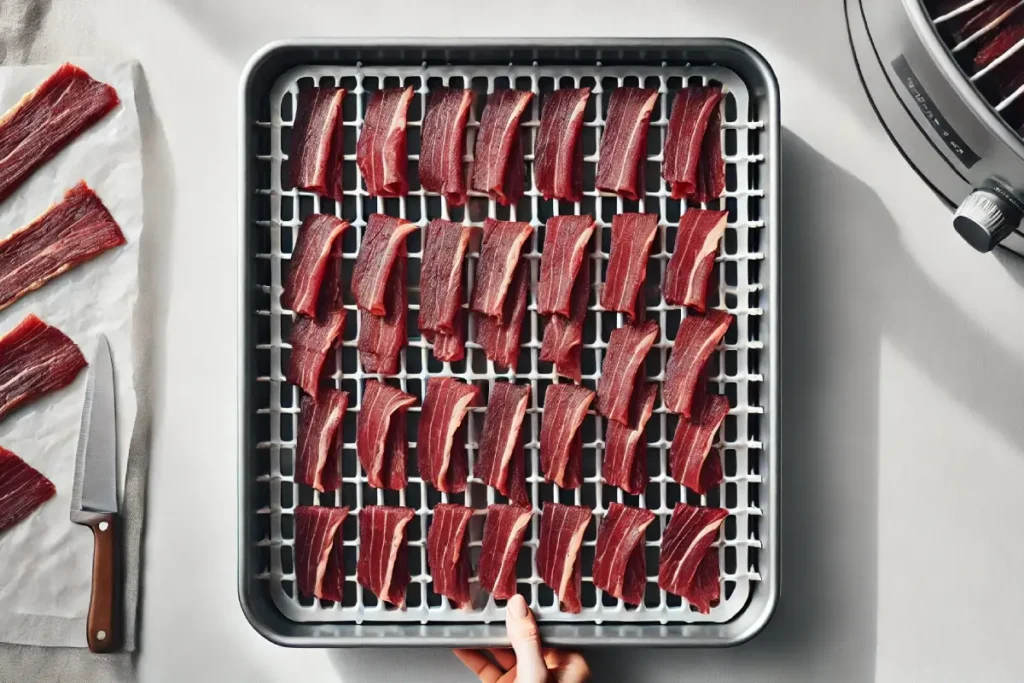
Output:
[{"xmin": 239, "ymin": 39, "xmax": 779, "ymax": 647}]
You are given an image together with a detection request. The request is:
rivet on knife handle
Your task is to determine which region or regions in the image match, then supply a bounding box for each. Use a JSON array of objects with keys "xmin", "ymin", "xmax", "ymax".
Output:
[{"xmin": 79, "ymin": 510, "xmax": 121, "ymax": 652}]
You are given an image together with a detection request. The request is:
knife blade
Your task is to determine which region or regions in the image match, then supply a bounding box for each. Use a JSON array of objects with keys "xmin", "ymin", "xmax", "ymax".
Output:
[{"xmin": 70, "ymin": 334, "xmax": 121, "ymax": 653}]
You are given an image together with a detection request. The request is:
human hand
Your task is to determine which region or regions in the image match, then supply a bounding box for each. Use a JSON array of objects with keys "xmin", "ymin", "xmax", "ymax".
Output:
[{"xmin": 453, "ymin": 594, "xmax": 590, "ymax": 682}]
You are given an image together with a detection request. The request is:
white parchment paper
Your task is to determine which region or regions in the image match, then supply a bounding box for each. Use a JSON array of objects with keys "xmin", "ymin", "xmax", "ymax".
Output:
[{"xmin": 0, "ymin": 62, "xmax": 142, "ymax": 647}]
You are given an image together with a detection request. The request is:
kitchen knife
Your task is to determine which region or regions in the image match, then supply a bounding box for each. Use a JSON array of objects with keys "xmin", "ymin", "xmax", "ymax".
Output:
[{"xmin": 70, "ymin": 334, "xmax": 121, "ymax": 653}]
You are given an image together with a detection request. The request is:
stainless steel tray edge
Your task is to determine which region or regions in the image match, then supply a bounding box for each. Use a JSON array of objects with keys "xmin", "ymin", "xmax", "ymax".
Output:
[{"xmin": 238, "ymin": 37, "xmax": 780, "ymax": 648}]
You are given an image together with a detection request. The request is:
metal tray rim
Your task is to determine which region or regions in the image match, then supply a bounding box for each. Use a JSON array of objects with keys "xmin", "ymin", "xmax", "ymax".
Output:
[{"xmin": 238, "ymin": 37, "xmax": 780, "ymax": 648}]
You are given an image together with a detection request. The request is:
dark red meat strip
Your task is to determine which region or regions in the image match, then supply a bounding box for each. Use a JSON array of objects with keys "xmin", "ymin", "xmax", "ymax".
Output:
[
  {"xmin": 940, "ymin": 0, "xmax": 1020, "ymax": 43},
  {"xmin": 295, "ymin": 390, "xmax": 348, "ymax": 492},
  {"xmin": 600, "ymin": 213, "xmax": 659, "ymax": 322},
  {"xmin": 470, "ymin": 218, "xmax": 533, "ymax": 321},
  {"xmin": 0, "ymin": 63, "xmax": 119, "ymax": 204},
  {"xmin": 471, "ymin": 89, "xmax": 534, "ymax": 205},
  {"xmin": 0, "ymin": 446, "xmax": 56, "ymax": 532},
  {"xmin": 320, "ymin": 520, "xmax": 348, "ymax": 604},
  {"xmin": 537, "ymin": 503, "xmax": 592, "ymax": 613},
  {"xmin": 534, "ymin": 88, "xmax": 591, "ymax": 202},
  {"xmin": 420, "ymin": 88, "xmax": 473, "ymax": 206},
  {"xmin": 357, "ymin": 380, "xmax": 416, "ymax": 490},
  {"xmin": 289, "ymin": 87, "xmax": 345, "ymax": 201},
  {"xmin": 356, "ymin": 87, "xmax": 413, "ymax": 197},
  {"xmin": 474, "ymin": 382, "xmax": 531, "ymax": 505},
  {"xmin": 975, "ymin": 20, "xmax": 1024, "ymax": 68},
  {"xmin": 662, "ymin": 86, "xmax": 724, "ymax": 200},
  {"xmin": 419, "ymin": 219, "xmax": 474, "ymax": 338},
  {"xmin": 537, "ymin": 214, "xmax": 595, "ymax": 317},
  {"xmin": 351, "ymin": 213, "xmax": 415, "ymax": 316},
  {"xmin": 432, "ymin": 309, "xmax": 467, "ymax": 363},
  {"xmin": 0, "ymin": 181, "xmax": 126, "ymax": 312},
  {"xmin": 663, "ymin": 209, "xmax": 728, "ymax": 313},
  {"xmin": 358, "ymin": 247, "xmax": 407, "ymax": 375},
  {"xmin": 540, "ymin": 248, "xmax": 590, "ymax": 381},
  {"xmin": 478, "ymin": 504, "xmax": 532, "ymax": 600},
  {"xmin": 478, "ymin": 259, "xmax": 529, "ymax": 371},
  {"xmin": 663, "ymin": 309, "xmax": 734, "ymax": 419},
  {"xmin": 670, "ymin": 391, "xmax": 728, "ymax": 495},
  {"xmin": 602, "ymin": 382, "xmax": 658, "ymax": 495},
  {"xmin": 597, "ymin": 320, "xmax": 659, "ymax": 425},
  {"xmin": 687, "ymin": 549, "xmax": 723, "ymax": 614},
  {"xmin": 0, "ymin": 314, "xmax": 86, "ymax": 422},
  {"xmin": 592, "ymin": 502, "xmax": 656, "ymax": 605},
  {"xmin": 294, "ymin": 505, "xmax": 348, "ymax": 599},
  {"xmin": 594, "ymin": 88, "xmax": 658, "ymax": 200},
  {"xmin": 286, "ymin": 244, "xmax": 345, "ymax": 398},
  {"xmin": 357, "ymin": 505, "xmax": 416, "ymax": 606},
  {"xmin": 540, "ymin": 384, "xmax": 594, "ymax": 488},
  {"xmin": 657, "ymin": 503, "xmax": 727, "ymax": 613},
  {"xmin": 281, "ymin": 214, "xmax": 349, "ymax": 318},
  {"xmin": 694, "ymin": 106, "xmax": 725, "ymax": 204},
  {"xmin": 417, "ymin": 377, "xmax": 480, "ymax": 493},
  {"xmin": 427, "ymin": 503, "xmax": 475, "ymax": 609}
]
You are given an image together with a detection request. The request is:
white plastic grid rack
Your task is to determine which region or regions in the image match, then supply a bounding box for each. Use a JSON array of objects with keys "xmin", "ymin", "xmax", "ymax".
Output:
[{"xmin": 250, "ymin": 61, "xmax": 768, "ymax": 625}]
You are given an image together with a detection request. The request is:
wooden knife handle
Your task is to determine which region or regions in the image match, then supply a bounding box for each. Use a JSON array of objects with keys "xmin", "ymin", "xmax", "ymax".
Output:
[{"xmin": 81, "ymin": 511, "xmax": 121, "ymax": 653}]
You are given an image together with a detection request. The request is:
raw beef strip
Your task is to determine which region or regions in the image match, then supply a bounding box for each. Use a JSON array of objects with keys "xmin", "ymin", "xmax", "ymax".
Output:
[
  {"xmin": 670, "ymin": 391, "xmax": 728, "ymax": 495},
  {"xmin": 281, "ymin": 214, "xmax": 349, "ymax": 318},
  {"xmin": 420, "ymin": 87, "xmax": 473, "ymax": 205},
  {"xmin": 686, "ymin": 548, "xmax": 722, "ymax": 613},
  {"xmin": 663, "ymin": 309, "xmax": 734, "ymax": 418},
  {"xmin": 0, "ymin": 314, "xmax": 86, "ymax": 422},
  {"xmin": 293, "ymin": 505, "xmax": 348, "ymax": 599},
  {"xmin": 471, "ymin": 89, "xmax": 534, "ymax": 205},
  {"xmin": 537, "ymin": 503, "xmax": 592, "ymax": 613},
  {"xmin": 358, "ymin": 380, "xmax": 416, "ymax": 490},
  {"xmin": 534, "ymin": 88, "xmax": 591, "ymax": 202},
  {"xmin": 663, "ymin": 210, "xmax": 728, "ymax": 313},
  {"xmin": 662, "ymin": 86, "xmax": 724, "ymax": 200},
  {"xmin": 540, "ymin": 384, "xmax": 595, "ymax": 488},
  {"xmin": 537, "ymin": 215, "xmax": 595, "ymax": 317},
  {"xmin": 286, "ymin": 270, "xmax": 346, "ymax": 397},
  {"xmin": 470, "ymin": 218, "xmax": 533, "ymax": 321},
  {"xmin": 602, "ymin": 382, "xmax": 658, "ymax": 495},
  {"xmin": 351, "ymin": 213, "xmax": 415, "ymax": 316},
  {"xmin": 975, "ymin": 20, "xmax": 1024, "ymax": 68},
  {"xmin": 357, "ymin": 86, "xmax": 414, "ymax": 197},
  {"xmin": 940, "ymin": 0, "xmax": 1019, "ymax": 44},
  {"xmin": 657, "ymin": 503, "xmax": 727, "ymax": 613},
  {"xmin": 0, "ymin": 447, "xmax": 56, "ymax": 532},
  {"xmin": 474, "ymin": 382, "xmax": 531, "ymax": 505},
  {"xmin": 295, "ymin": 390, "xmax": 349, "ymax": 492},
  {"xmin": 320, "ymin": 521, "xmax": 348, "ymax": 603},
  {"xmin": 597, "ymin": 320, "xmax": 659, "ymax": 425},
  {"xmin": 594, "ymin": 88, "xmax": 658, "ymax": 201},
  {"xmin": 419, "ymin": 219, "xmax": 474, "ymax": 338},
  {"xmin": 289, "ymin": 87, "xmax": 345, "ymax": 201},
  {"xmin": 357, "ymin": 505, "xmax": 416, "ymax": 606},
  {"xmin": 540, "ymin": 249, "xmax": 590, "ymax": 381},
  {"xmin": 0, "ymin": 63, "xmax": 119, "ymax": 204},
  {"xmin": 592, "ymin": 502, "xmax": 656, "ymax": 605},
  {"xmin": 600, "ymin": 213, "xmax": 659, "ymax": 321},
  {"xmin": 478, "ymin": 504, "xmax": 532, "ymax": 600},
  {"xmin": 358, "ymin": 248, "xmax": 407, "ymax": 374},
  {"xmin": 694, "ymin": 106, "xmax": 725, "ymax": 204},
  {"xmin": 432, "ymin": 309, "xmax": 467, "ymax": 363},
  {"xmin": 427, "ymin": 503, "xmax": 475, "ymax": 609},
  {"xmin": 478, "ymin": 259, "xmax": 529, "ymax": 371},
  {"xmin": 417, "ymin": 377, "xmax": 481, "ymax": 493},
  {"xmin": 0, "ymin": 181, "xmax": 126, "ymax": 312}
]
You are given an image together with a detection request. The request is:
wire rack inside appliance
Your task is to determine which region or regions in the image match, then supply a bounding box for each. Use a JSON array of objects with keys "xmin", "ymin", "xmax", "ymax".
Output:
[{"xmin": 250, "ymin": 61, "xmax": 767, "ymax": 625}]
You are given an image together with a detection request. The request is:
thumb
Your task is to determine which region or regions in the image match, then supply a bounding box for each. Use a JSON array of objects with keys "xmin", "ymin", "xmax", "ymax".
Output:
[{"xmin": 505, "ymin": 594, "xmax": 547, "ymax": 683}]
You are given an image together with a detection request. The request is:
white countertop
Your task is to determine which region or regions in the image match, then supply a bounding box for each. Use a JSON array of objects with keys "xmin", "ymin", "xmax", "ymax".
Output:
[{"xmin": 12, "ymin": 0, "xmax": 1024, "ymax": 680}]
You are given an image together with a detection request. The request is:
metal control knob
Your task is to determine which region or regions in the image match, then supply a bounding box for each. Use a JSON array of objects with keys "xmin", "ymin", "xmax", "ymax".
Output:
[{"xmin": 954, "ymin": 179, "xmax": 1024, "ymax": 253}]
